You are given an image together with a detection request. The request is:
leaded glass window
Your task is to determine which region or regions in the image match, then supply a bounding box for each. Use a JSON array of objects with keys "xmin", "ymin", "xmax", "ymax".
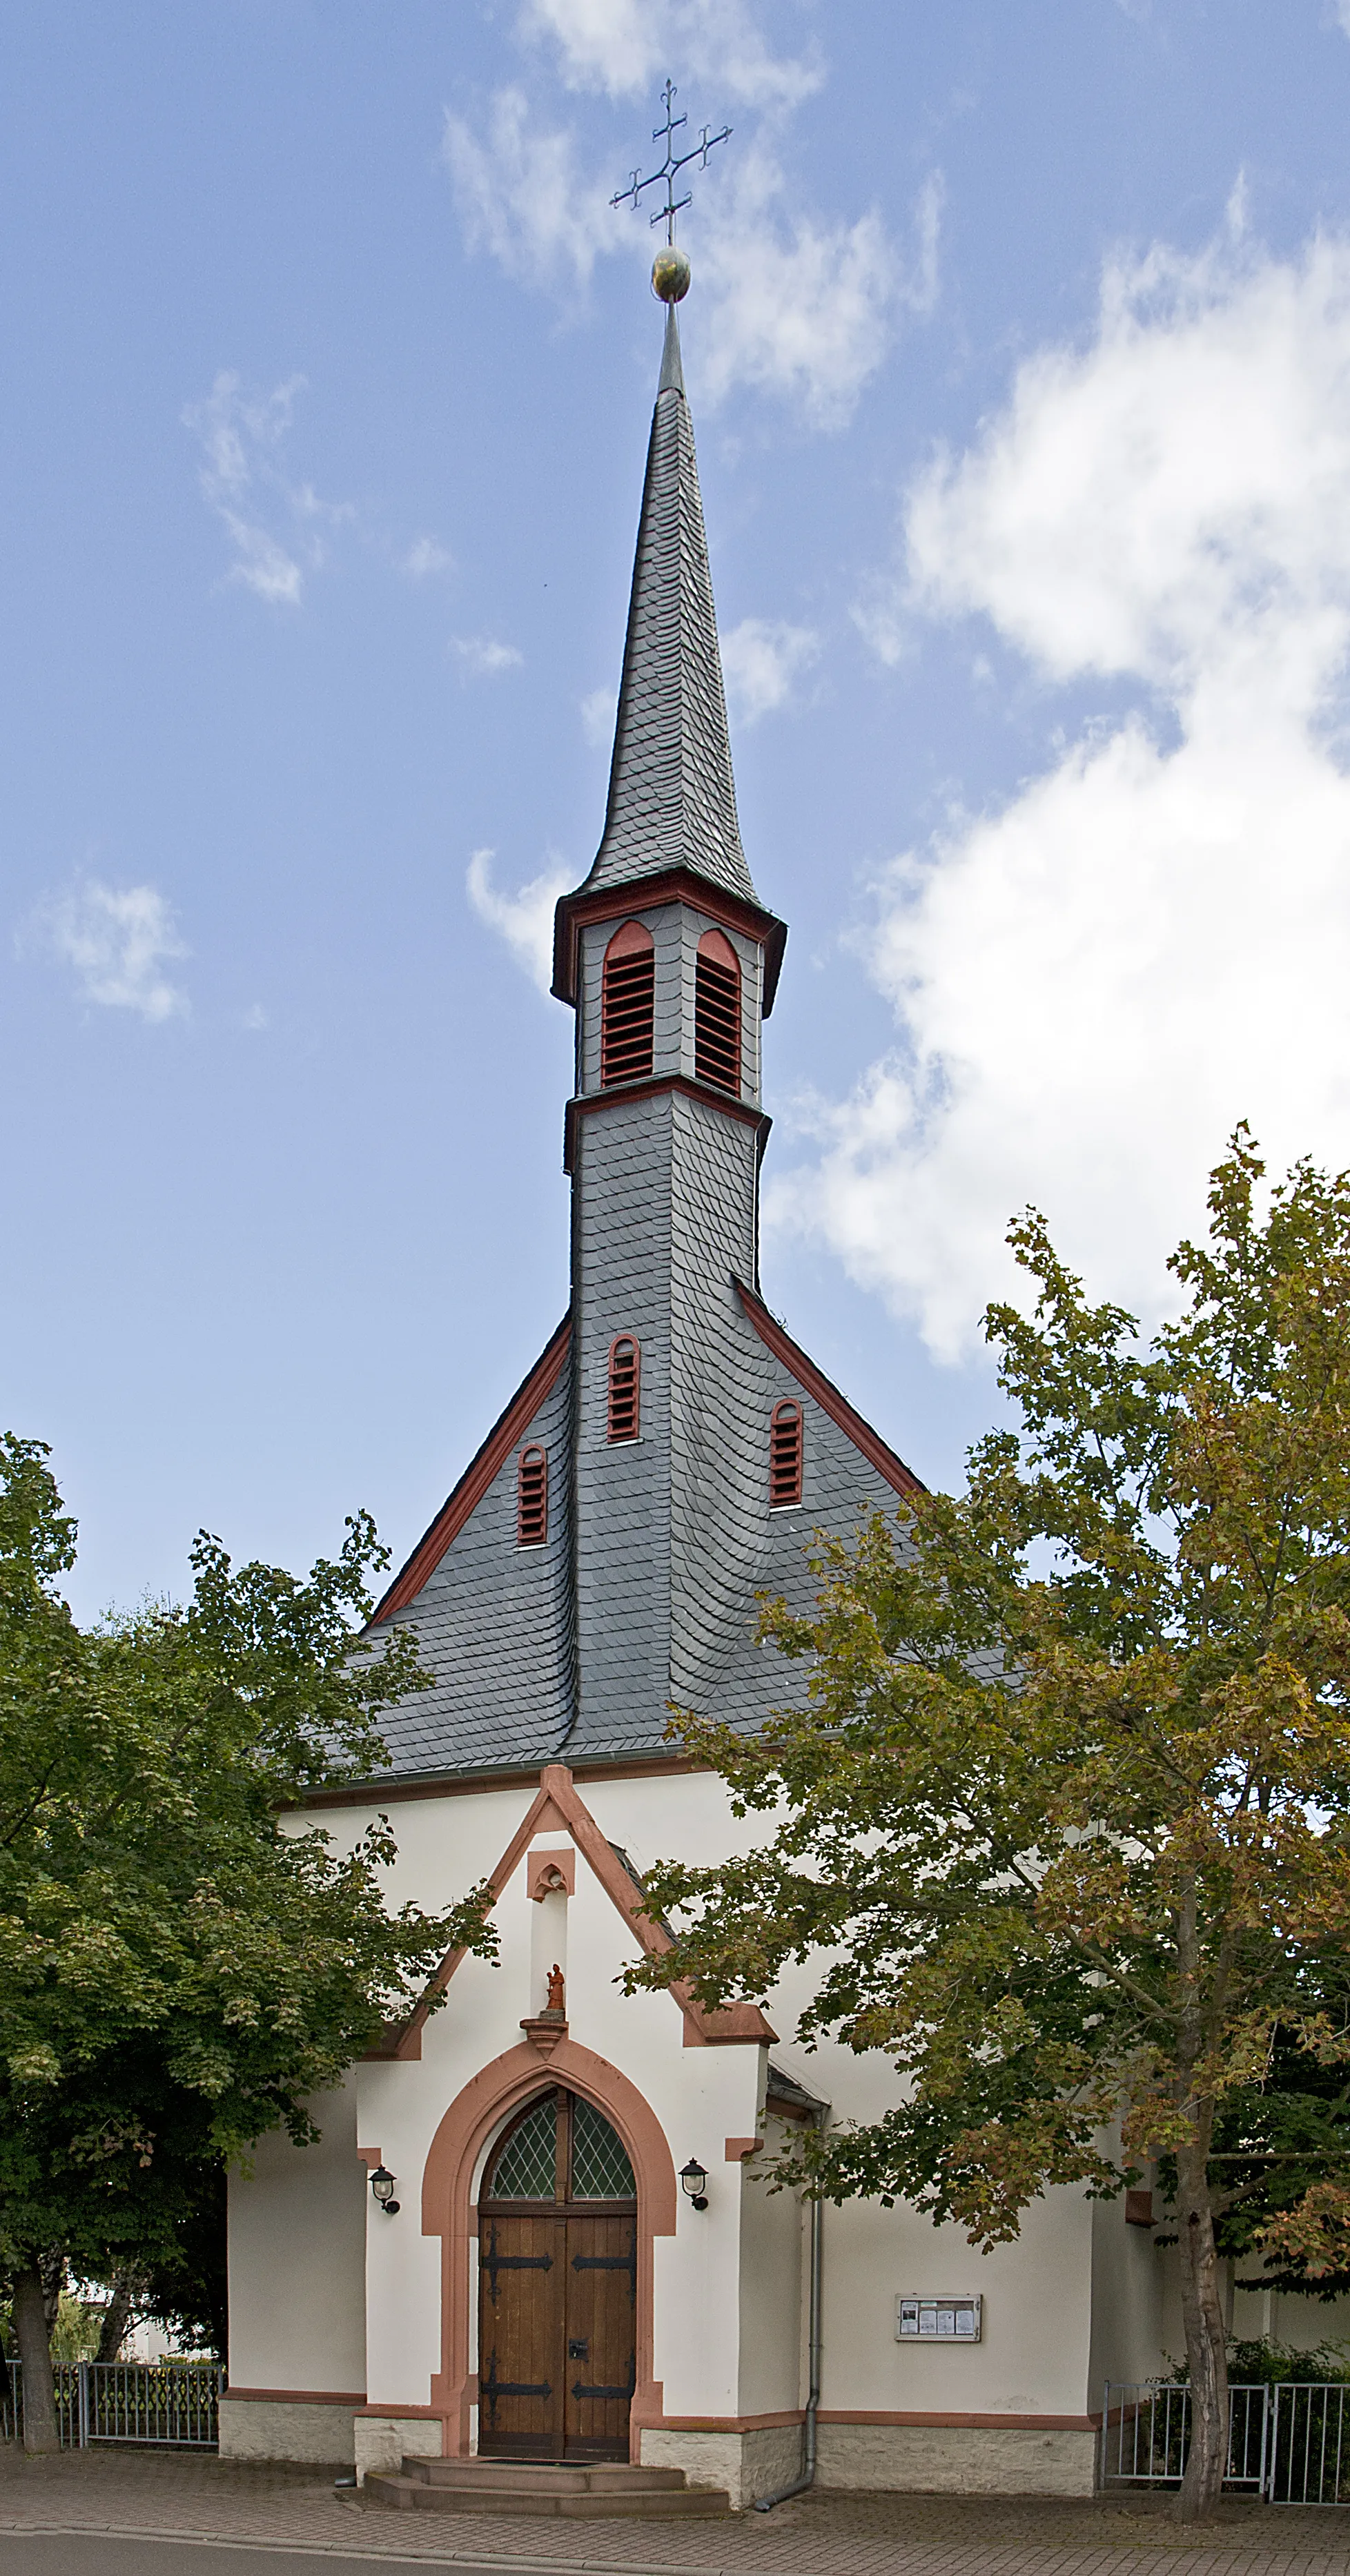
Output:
[
  {"xmin": 571, "ymin": 2096, "xmax": 636, "ymax": 2201},
  {"xmin": 489, "ymin": 2096, "xmax": 557, "ymax": 2199}
]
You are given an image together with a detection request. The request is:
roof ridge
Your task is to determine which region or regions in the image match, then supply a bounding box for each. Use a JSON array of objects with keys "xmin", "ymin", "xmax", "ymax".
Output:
[
  {"xmin": 734, "ymin": 1277, "xmax": 926, "ymax": 1500},
  {"xmin": 369, "ymin": 1313, "xmax": 571, "ymax": 1623}
]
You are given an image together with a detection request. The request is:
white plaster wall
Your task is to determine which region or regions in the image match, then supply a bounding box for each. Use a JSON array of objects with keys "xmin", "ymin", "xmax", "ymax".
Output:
[
  {"xmin": 814, "ymin": 2185, "xmax": 1093, "ymax": 2421},
  {"xmin": 1230, "ymin": 2281, "xmax": 1350, "ymax": 2357},
  {"xmin": 1088, "ymin": 2196, "xmax": 1167, "ymax": 2397},
  {"xmin": 226, "ymin": 2075, "xmax": 365, "ymax": 2397},
  {"xmin": 736, "ymin": 2118, "xmax": 805, "ymax": 2419},
  {"xmin": 264, "ymin": 1769, "xmax": 1109, "ymax": 2448},
  {"xmin": 339, "ymin": 1773, "xmax": 762, "ymax": 2421}
]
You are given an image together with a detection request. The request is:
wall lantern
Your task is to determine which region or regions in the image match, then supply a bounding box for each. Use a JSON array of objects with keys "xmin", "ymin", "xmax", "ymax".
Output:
[
  {"xmin": 680, "ymin": 2157, "xmax": 709, "ymax": 2212},
  {"xmin": 369, "ymin": 2163, "xmax": 400, "ymax": 2217}
]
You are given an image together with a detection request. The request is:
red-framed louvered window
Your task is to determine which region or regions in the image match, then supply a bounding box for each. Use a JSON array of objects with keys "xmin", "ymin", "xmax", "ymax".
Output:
[
  {"xmin": 769, "ymin": 1400, "xmax": 803, "ymax": 1508},
  {"xmin": 694, "ymin": 927, "xmax": 741, "ymax": 1093},
  {"xmin": 600, "ymin": 920, "xmax": 655, "ymax": 1087},
  {"xmin": 607, "ymin": 1336, "xmax": 640, "ymax": 1443},
  {"xmin": 517, "ymin": 1445, "xmax": 549, "ymax": 1545}
]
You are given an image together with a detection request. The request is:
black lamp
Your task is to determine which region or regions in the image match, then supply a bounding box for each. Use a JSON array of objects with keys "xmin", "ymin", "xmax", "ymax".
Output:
[
  {"xmin": 680, "ymin": 2156, "xmax": 709, "ymax": 2212},
  {"xmin": 369, "ymin": 2163, "xmax": 400, "ymax": 2217}
]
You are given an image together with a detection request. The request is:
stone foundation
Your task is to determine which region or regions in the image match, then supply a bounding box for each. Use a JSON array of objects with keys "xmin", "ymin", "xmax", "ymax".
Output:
[
  {"xmin": 814, "ymin": 2421, "xmax": 1097, "ymax": 2497},
  {"xmin": 354, "ymin": 2415, "xmax": 444, "ymax": 2484},
  {"xmin": 640, "ymin": 2423, "xmax": 804, "ymax": 2510},
  {"xmin": 217, "ymin": 2397, "xmax": 357, "ymax": 2466}
]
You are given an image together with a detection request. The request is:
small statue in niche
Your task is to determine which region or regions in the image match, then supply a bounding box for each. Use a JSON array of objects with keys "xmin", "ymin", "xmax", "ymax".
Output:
[{"xmin": 545, "ymin": 1962, "xmax": 566, "ymax": 2016}]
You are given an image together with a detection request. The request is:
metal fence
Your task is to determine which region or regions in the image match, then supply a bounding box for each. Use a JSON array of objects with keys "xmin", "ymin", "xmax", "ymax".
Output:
[
  {"xmin": 1103, "ymin": 2380, "xmax": 1350, "ymax": 2506},
  {"xmin": 2, "ymin": 2359, "xmax": 220, "ymax": 2450}
]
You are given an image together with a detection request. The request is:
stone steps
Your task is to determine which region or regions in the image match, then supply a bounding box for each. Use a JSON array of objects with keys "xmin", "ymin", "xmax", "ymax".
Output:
[{"xmin": 365, "ymin": 2457, "xmax": 732, "ymax": 2517}]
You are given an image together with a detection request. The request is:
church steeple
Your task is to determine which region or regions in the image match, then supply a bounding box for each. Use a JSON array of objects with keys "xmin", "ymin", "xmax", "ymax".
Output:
[{"xmin": 585, "ymin": 304, "xmax": 756, "ymax": 908}]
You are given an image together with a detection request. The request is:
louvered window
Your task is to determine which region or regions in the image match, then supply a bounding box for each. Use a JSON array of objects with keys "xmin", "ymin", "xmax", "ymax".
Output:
[
  {"xmin": 607, "ymin": 1336, "xmax": 640, "ymax": 1443},
  {"xmin": 517, "ymin": 1445, "xmax": 548, "ymax": 1546},
  {"xmin": 600, "ymin": 920, "xmax": 655, "ymax": 1086},
  {"xmin": 770, "ymin": 1400, "xmax": 803, "ymax": 1507},
  {"xmin": 694, "ymin": 928, "xmax": 741, "ymax": 1093}
]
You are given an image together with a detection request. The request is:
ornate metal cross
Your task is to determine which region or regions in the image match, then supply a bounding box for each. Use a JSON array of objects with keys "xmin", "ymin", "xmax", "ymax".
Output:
[{"xmin": 611, "ymin": 79, "xmax": 732, "ymax": 244}]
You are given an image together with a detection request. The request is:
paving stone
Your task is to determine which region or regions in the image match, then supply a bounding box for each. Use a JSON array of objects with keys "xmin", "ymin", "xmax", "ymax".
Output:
[{"xmin": 0, "ymin": 2450, "xmax": 1347, "ymax": 2574}]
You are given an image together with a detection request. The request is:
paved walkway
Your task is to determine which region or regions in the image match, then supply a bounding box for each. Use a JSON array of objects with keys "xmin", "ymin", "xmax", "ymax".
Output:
[{"xmin": 0, "ymin": 2451, "xmax": 1348, "ymax": 2576}]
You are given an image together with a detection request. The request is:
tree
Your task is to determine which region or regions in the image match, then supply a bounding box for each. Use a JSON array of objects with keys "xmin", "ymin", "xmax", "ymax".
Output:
[
  {"xmin": 0, "ymin": 1436, "xmax": 492, "ymax": 2452},
  {"xmin": 628, "ymin": 1135, "xmax": 1350, "ymax": 2519}
]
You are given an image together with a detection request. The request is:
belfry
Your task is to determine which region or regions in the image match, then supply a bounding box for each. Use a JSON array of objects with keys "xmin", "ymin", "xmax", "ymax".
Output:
[{"xmin": 221, "ymin": 250, "xmax": 1171, "ymax": 2513}]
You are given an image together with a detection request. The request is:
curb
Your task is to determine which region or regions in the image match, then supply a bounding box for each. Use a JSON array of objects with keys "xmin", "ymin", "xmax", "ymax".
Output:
[{"xmin": 0, "ymin": 2525, "xmax": 732, "ymax": 2575}]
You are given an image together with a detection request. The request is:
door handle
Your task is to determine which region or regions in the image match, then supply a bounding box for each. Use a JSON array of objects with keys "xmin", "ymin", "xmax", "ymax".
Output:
[{"xmin": 567, "ymin": 2338, "xmax": 589, "ymax": 2359}]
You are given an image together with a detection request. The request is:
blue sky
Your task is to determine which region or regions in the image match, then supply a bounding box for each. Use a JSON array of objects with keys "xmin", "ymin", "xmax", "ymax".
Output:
[{"xmin": 6, "ymin": 0, "xmax": 1350, "ymax": 1619}]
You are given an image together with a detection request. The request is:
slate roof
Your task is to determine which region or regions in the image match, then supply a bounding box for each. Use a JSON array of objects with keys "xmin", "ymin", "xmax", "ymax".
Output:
[
  {"xmin": 354, "ymin": 302, "xmax": 930, "ymax": 1790},
  {"xmin": 581, "ymin": 304, "xmax": 758, "ymax": 908}
]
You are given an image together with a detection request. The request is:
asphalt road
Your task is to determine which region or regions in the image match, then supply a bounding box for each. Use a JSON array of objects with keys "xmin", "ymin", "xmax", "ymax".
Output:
[{"xmin": 0, "ymin": 2543, "xmax": 547, "ymax": 2576}]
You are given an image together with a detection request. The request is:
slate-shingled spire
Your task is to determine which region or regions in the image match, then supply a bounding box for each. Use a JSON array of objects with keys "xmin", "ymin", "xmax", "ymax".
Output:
[{"xmin": 584, "ymin": 304, "xmax": 759, "ymax": 906}]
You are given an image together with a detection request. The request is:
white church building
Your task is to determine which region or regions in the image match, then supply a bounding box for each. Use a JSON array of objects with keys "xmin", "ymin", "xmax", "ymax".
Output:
[{"xmin": 219, "ymin": 286, "xmax": 1304, "ymax": 2512}]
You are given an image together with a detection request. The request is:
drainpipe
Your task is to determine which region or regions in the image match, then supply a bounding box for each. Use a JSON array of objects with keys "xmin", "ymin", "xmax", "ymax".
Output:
[{"xmin": 752, "ymin": 2103, "xmax": 828, "ymax": 2512}]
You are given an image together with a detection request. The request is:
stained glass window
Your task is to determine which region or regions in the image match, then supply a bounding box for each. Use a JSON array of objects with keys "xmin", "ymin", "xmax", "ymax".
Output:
[
  {"xmin": 571, "ymin": 2096, "xmax": 636, "ymax": 2201},
  {"xmin": 489, "ymin": 2096, "xmax": 557, "ymax": 2199}
]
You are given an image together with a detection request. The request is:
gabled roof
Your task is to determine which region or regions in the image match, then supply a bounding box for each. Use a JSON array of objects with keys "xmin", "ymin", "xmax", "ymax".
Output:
[
  {"xmin": 579, "ymin": 304, "xmax": 757, "ymax": 909},
  {"xmin": 734, "ymin": 1278, "xmax": 926, "ymax": 1500},
  {"xmin": 370, "ymin": 1315, "xmax": 571, "ymax": 1624}
]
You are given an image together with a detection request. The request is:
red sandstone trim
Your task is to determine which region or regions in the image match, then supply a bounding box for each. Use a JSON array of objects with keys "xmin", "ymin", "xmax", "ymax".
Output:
[
  {"xmin": 552, "ymin": 870, "xmax": 788, "ymax": 1016},
  {"xmin": 356, "ymin": 2403, "xmax": 443, "ymax": 2420},
  {"xmin": 814, "ymin": 2410, "xmax": 1095, "ymax": 2431},
  {"xmin": 369, "ymin": 1316, "xmax": 571, "ymax": 1623},
  {"xmin": 725, "ymin": 2137, "xmax": 761, "ymax": 2160},
  {"xmin": 656, "ymin": 2409, "xmax": 807, "ymax": 2432},
  {"xmin": 384, "ymin": 1764, "xmax": 774, "ymax": 2060},
  {"xmin": 527, "ymin": 1844, "xmax": 576, "ymax": 1900},
  {"xmin": 735, "ymin": 1280, "xmax": 925, "ymax": 1501},
  {"xmin": 222, "ymin": 2387, "xmax": 365, "ymax": 2406},
  {"xmin": 420, "ymin": 2035, "xmax": 677, "ymax": 2463}
]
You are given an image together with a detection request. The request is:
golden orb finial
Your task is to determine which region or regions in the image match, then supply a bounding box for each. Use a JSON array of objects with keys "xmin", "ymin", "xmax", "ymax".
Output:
[{"xmin": 652, "ymin": 244, "xmax": 691, "ymax": 303}]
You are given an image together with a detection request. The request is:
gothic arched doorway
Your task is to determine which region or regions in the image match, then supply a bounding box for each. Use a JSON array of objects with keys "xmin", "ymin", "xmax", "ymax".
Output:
[{"xmin": 477, "ymin": 2086, "xmax": 638, "ymax": 2461}]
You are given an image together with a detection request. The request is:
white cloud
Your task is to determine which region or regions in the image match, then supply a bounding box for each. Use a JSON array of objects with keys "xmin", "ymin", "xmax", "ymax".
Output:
[
  {"xmin": 775, "ymin": 229, "xmax": 1350, "ymax": 1358},
  {"xmin": 443, "ymin": 90, "xmax": 615, "ymax": 290},
  {"xmin": 404, "ymin": 536, "xmax": 456, "ymax": 578},
  {"xmin": 453, "ymin": 634, "xmax": 525, "ymax": 676},
  {"xmin": 467, "ymin": 848, "xmax": 571, "ymax": 992},
  {"xmin": 1334, "ymin": 2, "xmax": 1350, "ymax": 37},
  {"xmin": 689, "ymin": 158, "xmax": 939, "ymax": 430},
  {"xmin": 580, "ymin": 685, "xmax": 618, "ymax": 745},
  {"xmin": 37, "ymin": 881, "xmax": 189, "ymax": 1023},
  {"xmin": 719, "ymin": 615, "xmax": 819, "ymax": 723},
  {"xmin": 182, "ymin": 373, "xmax": 350, "ymax": 605},
  {"xmin": 520, "ymin": 0, "xmax": 820, "ymax": 110},
  {"xmin": 444, "ymin": 8, "xmax": 936, "ymax": 428}
]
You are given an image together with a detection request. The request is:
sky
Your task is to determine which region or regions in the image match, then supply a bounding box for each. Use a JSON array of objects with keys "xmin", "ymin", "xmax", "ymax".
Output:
[{"xmin": 6, "ymin": 0, "xmax": 1350, "ymax": 1619}]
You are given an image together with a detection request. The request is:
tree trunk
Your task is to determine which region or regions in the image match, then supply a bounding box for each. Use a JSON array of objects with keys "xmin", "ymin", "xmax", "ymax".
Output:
[
  {"xmin": 95, "ymin": 2275, "xmax": 135, "ymax": 2364},
  {"xmin": 12, "ymin": 2265, "xmax": 60, "ymax": 2456},
  {"xmin": 1175, "ymin": 2147, "xmax": 1229, "ymax": 2521}
]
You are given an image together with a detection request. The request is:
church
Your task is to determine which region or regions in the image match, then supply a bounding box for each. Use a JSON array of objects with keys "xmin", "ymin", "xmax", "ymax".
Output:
[{"xmin": 219, "ymin": 275, "xmax": 1200, "ymax": 2511}]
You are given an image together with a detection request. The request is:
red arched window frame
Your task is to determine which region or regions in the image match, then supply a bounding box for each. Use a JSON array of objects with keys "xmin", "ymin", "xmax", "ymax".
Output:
[
  {"xmin": 600, "ymin": 920, "xmax": 655, "ymax": 1087},
  {"xmin": 607, "ymin": 1336, "xmax": 640, "ymax": 1443},
  {"xmin": 694, "ymin": 927, "xmax": 741, "ymax": 1094},
  {"xmin": 769, "ymin": 1400, "xmax": 803, "ymax": 1508},
  {"xmin": 517, "ymin": 1445, "xmax": 549, "ymax": 1546}
]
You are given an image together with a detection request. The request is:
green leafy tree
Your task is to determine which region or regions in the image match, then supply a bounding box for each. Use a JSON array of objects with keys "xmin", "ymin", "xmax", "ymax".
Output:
[
  {"xmin": 628, "ymin": 1136, "xmax": 1350, "ymax": 2519},
  {"xmin": 0, "ymin": 1436, "xmax": 492, "ymax": 2452}
]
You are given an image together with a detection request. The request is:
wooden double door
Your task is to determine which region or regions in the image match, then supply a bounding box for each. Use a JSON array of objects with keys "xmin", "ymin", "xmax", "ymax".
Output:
[{"xmin": 478, "ymin": 2088, "xmax": 638, "ymax": 2462}]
